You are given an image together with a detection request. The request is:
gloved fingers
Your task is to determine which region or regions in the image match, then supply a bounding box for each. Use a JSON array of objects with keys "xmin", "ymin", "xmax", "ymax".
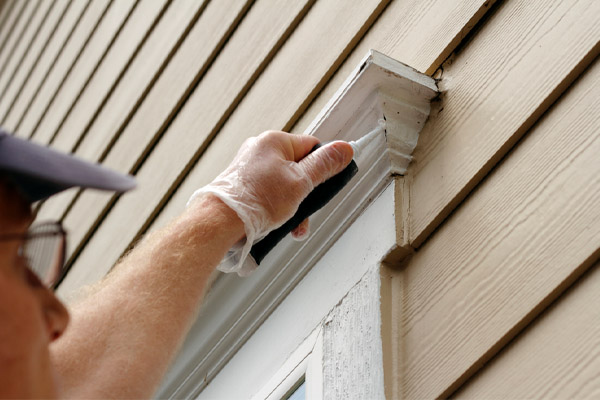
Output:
[
  {"xmin": 298, "ymin": 140, "xmax": 354, "ymax": 188},
  {"xmin": 257, "ymin": 131, "xmax": 321, "ymax": 162},
  {"xmin": 291, "ymin": 217, "xmax": 310, "ymax": 241}
]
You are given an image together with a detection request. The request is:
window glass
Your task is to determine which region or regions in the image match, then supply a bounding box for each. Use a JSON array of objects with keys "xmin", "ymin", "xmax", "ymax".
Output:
[{"xmin": 285, "ymin": 379, "xmax": 305, "ymax": 400}]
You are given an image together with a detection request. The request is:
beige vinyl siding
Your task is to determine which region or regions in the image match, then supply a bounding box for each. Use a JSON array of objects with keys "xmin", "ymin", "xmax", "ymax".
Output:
[
  {"xmin": 0, "ymin": 0, "xmax": 38, "ymax": 99},
  {"xmin": 0, "ymin": 0, "xmax": 51, "ymax": 124},
  {"xmin": 0, "ymin": 0, "xmax": 598, "ymax": 397},
  {"xmin": 0, "ymin": 0, "xmax": 88, "ymax": 127},
  {"xmin": 25, "ymin": 0, "xmax": 165, "ymax": 146},
  {"xmin": 383, "ymin": 53, "xmax": 600, "ymax": 399},
  {"xmin": 35, "ymin": 0, "xmax": 212, "ymax": 225},
  {"xmin": 408, "ymin": 0, "xmax": 600, "ymax": 248},
  {"xmin": 4, "ymin": 0, "xmax": 72, "ymax": 139},
  {"xmin": 454, "ymin": 261, "xmax": 600, "ymax": 399},
  {"xmin": 15, "ymin": 0, "xmax": 133, "ymax": 141},
  {"xmin": 0, "ymin": 1, "xmax": 20, "ymax": 48},
  {"xmin": 4, "ymin": 0, "xmax": 109, "ymax": 133}
]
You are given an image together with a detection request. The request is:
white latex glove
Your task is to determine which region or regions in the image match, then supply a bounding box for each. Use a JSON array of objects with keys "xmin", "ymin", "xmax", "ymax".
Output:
[{"xmin": 187, "ymin": 131, "xmax": 354, "ymax": 276}]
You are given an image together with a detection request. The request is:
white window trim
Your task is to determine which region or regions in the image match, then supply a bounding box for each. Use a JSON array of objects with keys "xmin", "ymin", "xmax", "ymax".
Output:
[
  {"xmin": 156, "ymin": 50, "xmax": 437, "ymax": 399},
  {"xmin": 252, "ymin": 327, "xmax": 324, "ymax": 400},
  {"xmin": 197, "ymin": 184, "xmax": 395, "ymax": 399}
]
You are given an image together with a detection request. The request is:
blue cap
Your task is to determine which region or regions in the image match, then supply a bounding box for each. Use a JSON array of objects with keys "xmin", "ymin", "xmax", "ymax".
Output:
[{"xmin": 0, "ymin": 130, "xmax": 136, "ymax": 202}]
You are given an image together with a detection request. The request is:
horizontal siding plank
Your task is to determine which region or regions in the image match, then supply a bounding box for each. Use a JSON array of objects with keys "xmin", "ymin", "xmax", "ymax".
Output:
[
  {"xmin": 0, "ymin": 0, "xmax": 25, "ymax": 56},
  {"xmin": 16, "ymin": 0, "xmax": 137, "ymax": 141},
  {"xmin": 397, "ymin": 56, "xmax": 600, "ymax": 399},
  {"xmin": 454, "ymin": 261, "xmax": 600, "ymax": 400},
  {"xmin": 57, "ymin": 0, "xmax": 386, "ymax": 294},
  {"xmin": 0, "ymin": 0, "xmax": 87, "ymax": 128},
  {"xmin": 0, "ymin": 0, "xmax": 47, "ymax": 115},
  {"xmin": 65, "ymin": 0, "xmax": 253, "ymax": 170},
  {"xmin": 27, "ymin": 0, "xmax": 168, "ymax": 146},
  {"xmin": 0, "ymin": 0, "xmax": 71, "ymax": 132},
  {"xmin": 0, "ymin": 0, "xmax": 18, "ymax": 50},
  {"xmin": 408, "ymin": 0, "xmax": 600, "ymax": 247},
  {"xmin": 38, "ymin": 0, "xmax": 250, "ymax": 232},
  {"xmin": 0, "ymin": 0, "xmax": 30, "ymax": 78},
  {"xmin": 0, "ymin": 1, "xmax": 8, "ymax": 22},
  {"xmin": 50, "ymin": 0, "xmax": 208, "ymax": 154},
  {"xmin": 293, "ymin": 0, "xmax": 496, "ymax": 134},
  {"xmin": 4, "ymin": 0, "xmax": 111, "ymax": 132}
]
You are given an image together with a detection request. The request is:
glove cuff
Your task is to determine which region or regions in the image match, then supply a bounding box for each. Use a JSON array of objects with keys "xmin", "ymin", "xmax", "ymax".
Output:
[{"xmin": 187, "ymin": 187, "xmax": 260, "ymax": 276}]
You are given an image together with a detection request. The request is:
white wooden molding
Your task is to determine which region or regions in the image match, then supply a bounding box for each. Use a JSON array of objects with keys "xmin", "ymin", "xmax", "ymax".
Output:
[
  {"xmin": 251, "ymin": 327, "xmax": 323, "ymax": 400},
  {"xmin": 307, "ymin": 50, "xmax": 438, "ymax": 175},
  {"xmin": 156, "ymin": 50, "xmax": 437, "ymax": 399}
]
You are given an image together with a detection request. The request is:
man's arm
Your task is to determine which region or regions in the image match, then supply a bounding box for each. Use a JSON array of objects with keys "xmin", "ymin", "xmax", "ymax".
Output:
[
  {"xmin": 50, "ymin": 132, "xmax": 353, "ymax": 398},
  {"xmin": 51, "ymin": 193, "xmax": 243, "ymax": 398}
]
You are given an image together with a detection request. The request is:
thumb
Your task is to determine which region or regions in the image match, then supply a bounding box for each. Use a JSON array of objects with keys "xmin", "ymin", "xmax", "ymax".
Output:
[{"xmin": 298, "ymin": 141, "xmax": 354, "ymax": 188}]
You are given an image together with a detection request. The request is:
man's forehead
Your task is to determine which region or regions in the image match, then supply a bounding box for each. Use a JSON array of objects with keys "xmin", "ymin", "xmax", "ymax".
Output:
[{"xmin": 0, "ymin": 176, "xmax": 34, "ymax": 232}]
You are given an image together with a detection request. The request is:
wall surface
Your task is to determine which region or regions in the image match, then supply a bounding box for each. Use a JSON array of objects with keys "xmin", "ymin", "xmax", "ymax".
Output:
[
  {"xmin": 376, "ymin": 1, "xmax": 600, "ymax": 399},
  {"xmin": 454, "ymin": 260, "xmax": 600, "ymax": 399},
  {"xmin": 0, "ymin": 0, "xmax": 598, "ymax": 398}
]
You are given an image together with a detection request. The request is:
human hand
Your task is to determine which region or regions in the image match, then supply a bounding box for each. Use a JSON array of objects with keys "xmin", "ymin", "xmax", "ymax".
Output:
[{"xmin": 188, "ymin": 131, "xmax": 353, "ymax": 275}]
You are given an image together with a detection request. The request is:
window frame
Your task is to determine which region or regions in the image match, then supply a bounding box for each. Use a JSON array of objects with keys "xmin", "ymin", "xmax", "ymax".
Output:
[{"xmin": 252, "ymin": 327, "xmax": 323, "ymax": 400}]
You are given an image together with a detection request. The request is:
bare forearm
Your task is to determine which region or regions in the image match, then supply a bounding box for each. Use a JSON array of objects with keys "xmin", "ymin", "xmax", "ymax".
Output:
[
  {"xmin": 51, "ymin": 194, "xmax": 244, "ymax": 398},
  {"xmin": 49, "ymin": 132, "xmax": 353, "ymax": 398}
]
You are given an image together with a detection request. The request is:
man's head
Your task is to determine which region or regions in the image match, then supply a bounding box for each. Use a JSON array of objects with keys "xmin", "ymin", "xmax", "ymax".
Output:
[{"xmin": 0, "ymin": 131, "xmax": 136, "ymax": 397}]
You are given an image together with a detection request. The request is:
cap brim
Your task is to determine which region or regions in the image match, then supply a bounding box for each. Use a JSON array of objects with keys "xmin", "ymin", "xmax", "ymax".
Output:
[{"xmin": 0, "ymin": 131, "xmax": 136, "ymax": 202}]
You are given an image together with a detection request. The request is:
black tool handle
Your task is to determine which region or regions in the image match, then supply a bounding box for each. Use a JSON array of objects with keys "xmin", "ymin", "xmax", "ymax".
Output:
[{"xmin": 250, "ymin": 143, "xmax": 358, "ymax": 265}]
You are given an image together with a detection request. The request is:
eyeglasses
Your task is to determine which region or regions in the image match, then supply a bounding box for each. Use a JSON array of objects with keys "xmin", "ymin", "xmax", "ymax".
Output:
[{"xmin": 0, "ymin": 221, "xmax": 67, "ymax": 289}]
